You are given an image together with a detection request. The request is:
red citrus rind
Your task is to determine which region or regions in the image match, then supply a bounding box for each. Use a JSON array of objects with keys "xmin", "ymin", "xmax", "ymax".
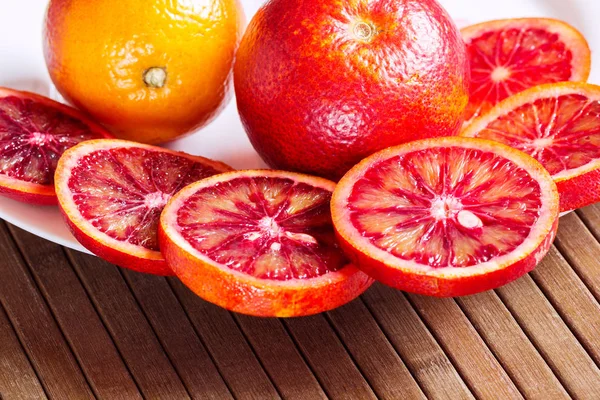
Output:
[
  {"xmin": 331, "ymin": 137, "xmax": 559, "ymax": 297},
  {"xmin": 0, "ymin": 88, "xmax": 112, "ymax": 204},
  {"xmin": 462, "ymin": 82, "xmax": 600, "ymax": 212},
  {"xmin": 159, "ymin": 170, "xmax": 374, "ymax": 317},
  {"xmin": 55, "ymin": 139, "xmax": 232, "ymax": 276}
]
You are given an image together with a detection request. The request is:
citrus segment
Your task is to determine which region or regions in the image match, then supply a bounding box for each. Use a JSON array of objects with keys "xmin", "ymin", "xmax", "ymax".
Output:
[
  {"xmin": 0, "ymin": 88, "xmax": 111, "ymax": 204},
  {"xmin": 159, "ymin": 170, "xmax": 373, "ymax": 317},
  {"xmin": 462, "ymin": 18, "xmax": 591, "ymax": 124},
  {"xmin": 462, "ymin": 82, "xmax": 600, "ymax": 212},
  {"xmin": 55, "ymin": 139, "xmax": 232, "ymax": 275},
  {"xmin": 332, "ymin": 137, "xmax": 559, "ymax": 297}
]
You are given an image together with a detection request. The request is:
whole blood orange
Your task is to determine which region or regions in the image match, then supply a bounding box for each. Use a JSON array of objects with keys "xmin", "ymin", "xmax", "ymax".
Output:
[
  {"xmin": 462, "ymin": 18, "xmax": 591, "ymax": 126},
  {"xmin": 234, "ymin": 0, "xmax": 470, "ymax": 181},
  {"xmin": 0, "ymin": 88, "xmax": 112, "ymax": 205},
  {"xmin": 159, "ymin": 170, "xmax": 373, "ymax": 316},
  {"xmin": 462, "ymin": 82, "xmax": 600, "ymax": 213},
  {"xmin": 44, "ymin": 0, "xmax": 245, "ymax": 144},
  {"xmin": 55, "ymin": 139, "xmax": 232, "ymax": 276},
  {"xmin": 331, "ymin": 137, "xmax": 559, "ymax": 297}
]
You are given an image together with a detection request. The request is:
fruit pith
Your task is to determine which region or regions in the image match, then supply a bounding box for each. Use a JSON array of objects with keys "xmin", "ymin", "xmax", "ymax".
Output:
[
  {"xmin": 235, "ymin": 0, "xmax": 470, "ymax": 180},
  {"xmin": 44, "ymin": 0, "xmax": 245, "ymax": 144},
  {"xmin": 332, "ymin": 137, "xmax": 559, "ymax": 297}
]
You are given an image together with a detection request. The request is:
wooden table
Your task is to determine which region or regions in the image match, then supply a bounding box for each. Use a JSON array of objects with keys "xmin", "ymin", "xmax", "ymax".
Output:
[{"xmin": 1, "ymin": 205, "xmax": 600, "ymax": 400}]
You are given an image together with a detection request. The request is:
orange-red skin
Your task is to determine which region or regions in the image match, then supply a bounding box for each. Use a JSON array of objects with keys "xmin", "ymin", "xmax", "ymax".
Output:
[
  {"xmin": 557, "ymin": 168, "xmax": 600, "ymax": 212},
  {"xmin": 60, "ymin": 203, "xmax": 173, "ymax": 276},
  {"xmin": 159, "ymin": 217, "xmax": 374, "ymax": 317},
  {"xmin": 0, "ymin": 88, "xmax": 112, "ymax": 205},
  {"xmin": 335, "ymin": 218, "xmax": 558, "ymax": 297},
  {"xmin": 234, "ymin": 0, "xmax": 469, "ymax": 180}
]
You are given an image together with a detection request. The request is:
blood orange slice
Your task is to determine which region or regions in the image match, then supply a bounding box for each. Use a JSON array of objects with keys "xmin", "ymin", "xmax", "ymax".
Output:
[
  {"xmin": 55, "ymin": 139, "xmax": 232, "ymax": 276},
  {"xmin": 159, "ymin": 170, "xmax": 373, "ymax": 317},
  {"xmin": 331, "ymin": 137, "xmax": 559, "ymax": 297},
  {"xmin": 462, "ymin": 18, "xmax": 590, "ymax": 125},
  {"xmin": 462, "ymin": 82, "xmax": 600, "ymax": 212},
  {"xmin": 0, "ymin": 88, "xmax": 112, "ymax": 204}
]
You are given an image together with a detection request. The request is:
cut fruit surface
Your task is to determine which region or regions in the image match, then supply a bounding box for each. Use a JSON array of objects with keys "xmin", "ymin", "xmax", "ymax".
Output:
[
  {"xmin": 331, "ymin": 137, "xmax": 559, "ymax": 297},
  {"xmin": 0, "ymin": 88, "xmax": 112, "ymax": 204},
  {"xmin": 462, "ymin": 82, "xmax": 600, "ymax": 212},
  {"xmin": 159, "ymin": 170, "xmax": 373, "ymax": 317},
  {"xmin": 462, "ymin": 18, "xmax": 590, "ymax": 125},
  {"xmin": 55, "ymin": 139, "xmax": 232, "ymax": 276}
]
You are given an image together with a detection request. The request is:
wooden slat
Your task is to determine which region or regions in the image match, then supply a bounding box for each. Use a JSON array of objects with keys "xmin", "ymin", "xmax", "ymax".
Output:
[
  {"xmin": 457, "ymin": 292, "xmax": 569, "ymax": 399},
  {"xmin": 407, "ymin": 295, "xmax": 522, "ymax": 399},
  {"xmin": 284, "ymin": 314, "xmax": 377, "ymax": 400},
  {"xmin": 530, "ymin": 246, "xmax": 600, "ymax": 365},
  {"xmin": 0, "ymin": 304, "xmax": 47, "ymax": 400},
  {"xmin": 66, "ymin": 250, "xmax": 191, "ymax": 399},
  {"xmin": 327, "ymin": 300, "xmax": 426, "ymax": 400},
  {"xmin": 0, "ymin": 223, "xmax": 94, "ymax": 399},
  {"xmin": 496, "ymin": 275, "xmax": 600, "ymax": 397},
  {"xmin": 122, "ymin": 270, "xmax": 234, "ymax": 400},
  {"xmin": 234, "ymin": 315, "xmax": 327, "ymax": 400},
  {"xmin": 169, "ymin": 278, "xmax": 281, "ymax": 399},
  {"xmin": 9, "ymin": 226, "xmax": 142, "ymax": 400},
  {"xmin": 554, "ymin": 212, "xmax": 600, "ymax": 301},
  {"xmin": 362, "ymin": 284, "xmax": 474, "ymax": 400}
]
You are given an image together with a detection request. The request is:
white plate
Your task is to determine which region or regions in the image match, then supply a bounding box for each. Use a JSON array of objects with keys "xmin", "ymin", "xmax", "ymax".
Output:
[{"xmin": 0, "ymin": 0, "xmax": 593, "ymax": 253}]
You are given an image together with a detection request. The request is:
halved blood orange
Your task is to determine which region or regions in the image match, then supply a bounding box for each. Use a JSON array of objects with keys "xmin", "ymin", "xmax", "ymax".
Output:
[
  {"xmin": 55, "ymin": 139, "xmax": 232, "ymax": 276},
  {"xmin": 462, "ymin": 82, "xmax": 600, "ymax": 212},
  {"xmin": 0, "ymin": 88, "xmax": 112, "ymax": 204},
  {"xmin": 159, "ymin": 170, "xmax": 374, "ymax": 317},
  {"xmin": 462, "ymin": 18, "xmax": 591, "ymax": 125},
  {"xmin": 331, "ymin": 137, "xmax": 559, "ymax": 297}
]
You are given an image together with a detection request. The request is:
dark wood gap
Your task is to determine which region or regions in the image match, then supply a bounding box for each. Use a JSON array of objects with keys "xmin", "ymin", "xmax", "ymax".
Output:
[
  {"xmin": 491, "ymin": 288, "xmax": 575, "ymax": 398},
  {"xmin": 354, "ymin": 297, "xmax": 429, "ymax": 399},
  {"xmin": 0, "ymin": 301, "xmax": 49, "ymax": 400},
  {"xmin": 402, "ymin": 294, "xmax": 486, "ymax": 400},
  {"xmin": 1, "ymin": 223, "xmax": 96, "ymax": 399},
  {"xmin": 360, "ymin": 286, "xmax": 474, "ymax": 400},
  {"xmin": 166, "ymin": 278, "xmax": 280, "ymax": 399},
  {"xmin": 529, "ymin": 271, "xmax": 600, "ymax": 370},
  {"xmin": 448, "ymin": 298, "xmax": 524, "ymax": 399},
  {"xmin": 282, "ymin": 314, "xmax": 377, "ymax": 399},
  {"xmin": 553, "ymin": 213, "xmax": 600, "ymax": 303},
  {"xmin": 278, "ymin": 319, "xmax": 333, "ymax": 400},
  {"xmin": 528, "ymin": 247, "xmax": 600, "ymax": 368},
  {"xmin": 452, "ymin": 295, "xmax": 561, "ymax": 400},
  {"xmin": 232, "ymin": 313, "xmax": 328, "ymax": 400},
  {"xmin": 64, "ymin": 250, "xmax": 190, "ymax": 399},
  {"xmin": 553, "ymin": 238, "xmax": 600, "ymax": 305},
  {"xmin": 228, "ymin": 314, "xmax": 286, "ymax": 399},
  {"xmin": 115, "ymin": 268, "xmax": 193, "ymax": 399},
  {"xmin": 8, "ymin": 224, "xmax": 143, "ymax": 399},
  {"xmin": 321, "ymin": 312, "xmax": 382, "ymax": 398},
  {"xmin": 58, "ymin": 247, "xmax": 146, "ymax": 399},
  {"xmin": 493, "ymin": 282, "xmax": 600, "ymax": 399},
  {"xmin": 164, "ymin": 278, "xmax": 238, "ymax": 400}
]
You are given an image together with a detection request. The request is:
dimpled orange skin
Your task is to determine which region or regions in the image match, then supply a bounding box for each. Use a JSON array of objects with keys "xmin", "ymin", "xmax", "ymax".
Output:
[
  {"xmin": 44, "ymin": 0, "xmax": 244, "ymax": 144},
  {"xmin": 234, "ymin": 0, "xmax": 470, "ymax": 181}
]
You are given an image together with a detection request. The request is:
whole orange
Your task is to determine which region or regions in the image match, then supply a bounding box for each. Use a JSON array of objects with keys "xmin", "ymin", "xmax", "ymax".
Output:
[
  {"xmin": 44, "ymin": 0, "xmax": 245, "ymax": 144},
  {"xmin": 234, "ymin": 0, "xmax": 470, "ymax": 180}
]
